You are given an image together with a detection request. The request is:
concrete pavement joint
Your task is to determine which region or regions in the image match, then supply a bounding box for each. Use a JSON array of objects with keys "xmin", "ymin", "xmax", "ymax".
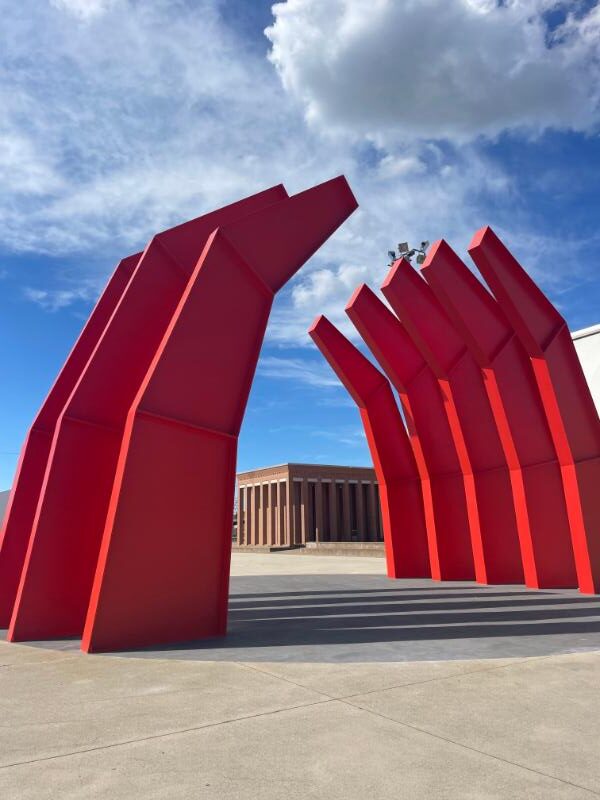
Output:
[
  {"xmin": 238, "ymin": 652, "xmax": 555, "ymax": 703},
  {"xmin": 238, "ymin": 654, "xmax": 600, "ymax": 796},
  {"xmin": 0, "ymin": 697, "xmax": 335, "ymax": 772},
  {"xmin": 339, "ymin": 696, "xmax": 600, "ymax": 796}
]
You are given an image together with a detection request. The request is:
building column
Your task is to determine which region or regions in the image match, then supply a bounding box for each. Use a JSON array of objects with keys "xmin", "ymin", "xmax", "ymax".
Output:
[
  {"xmin": 314, "ymin": 481, "xmax": 324, "ymax": 543},
  {"xmin": 276, "ymin": 481, "xmax": 284, "ymax": 546},
  {"xmin": 367, "ymin": 482, "xmax": 377, "ymax": 542},
  {"xmin": 375, "ymin": 483, "xmax": 383, "ymax": 540},
  {"xmin": 342, "ymin": 481, "xmax": 351, "ymax": 542},
  {"xmin": 237, "ymin": 485, "xmax": 244, "ymax": 545},
  {"xmin": 258, "ymin": 483, "xmax": 267, "ymax": 545},
  {"xmin": 329, "ymin": 482, "xmax": 339, "ymax": 542},
  {"xmin": 292, "ymin": 479, "xmax": 301, "ymax": 545},
  {"xmin": 268, "ymin": 482, "xmax": 277, "ymax": 546},
  {"xmin": 285, "ymin": 478, "xmax": 296, "ymax": 547},
  {"xmin": 300, "ymin": 479, "xmax": 309, "ymax": 544},
  {"xmin": 356, "ymin": 481, "xmax": 366, "ymax": 542},
  {"xmin": 252, "ymin": 484, "xmax": 260, "ymax": 545}
]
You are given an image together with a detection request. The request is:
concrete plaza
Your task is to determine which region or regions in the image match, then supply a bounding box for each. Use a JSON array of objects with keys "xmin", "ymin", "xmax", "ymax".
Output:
[{"xmin": 1, "ymin": 551, "xmax": 600, "ymax": 798}]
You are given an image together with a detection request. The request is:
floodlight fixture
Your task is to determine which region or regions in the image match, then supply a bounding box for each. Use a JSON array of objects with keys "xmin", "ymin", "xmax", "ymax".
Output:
[
  {"xmin": 398, "ymin": 242, "xmax": 409, "ymax": 254},
  {"xmin": 388, "ymin": 250, "xmax": 396, "ymax": 260},
  {"xmin": 416, "ymin": 253, "xmax": 426, "ymax": 265}
]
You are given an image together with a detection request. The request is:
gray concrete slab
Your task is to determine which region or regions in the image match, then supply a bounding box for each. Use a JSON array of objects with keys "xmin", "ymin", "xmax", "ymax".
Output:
[
  {"xmin": 1, "ymin": 553, "xmax": 599, "ymax": 799},
  {"xmin": 0, "ymin": 650, "xmax": 322, "ymax": 766},
  {"xmin": 348, "ymin": 650, "xmax": 600, "ymax": 793},
  {"xmin": 0, "ymin": 700, "xmax": 594, "ymax": 800}
]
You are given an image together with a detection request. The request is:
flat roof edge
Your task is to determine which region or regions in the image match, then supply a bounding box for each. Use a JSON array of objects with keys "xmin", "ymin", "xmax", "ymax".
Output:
[
  {"xmin": 572, "ymin": 323, "xmax": 600, "ymax": 340},
  {"xmin": 237, "ymin": 462, "xmax": 374, "ymax": 475}
]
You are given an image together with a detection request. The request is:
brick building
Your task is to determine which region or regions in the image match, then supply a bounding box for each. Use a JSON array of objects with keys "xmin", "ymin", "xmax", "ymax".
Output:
[{"xmin": 236, "ymin": 463, "xmax": 382, "ymax": 547}]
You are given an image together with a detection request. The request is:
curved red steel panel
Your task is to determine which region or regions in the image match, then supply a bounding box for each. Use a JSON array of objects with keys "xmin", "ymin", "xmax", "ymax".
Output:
[
  {"xmin": 308, "ymin": 315, "xmax": 430, "ymax": 581},
  {"xmin": 80, "ymin": 177, "xmax": 358, "ymax": 652},
  {"xmin": 382, "ymin": 261, "xmax": 525, "ymax": 585},
  {"xmin": 469, "ymin": 227, "xmax": 600, "ymax": 593},
  {"xmin": 346, "ymin": 284, "xmax": 475, "ymax": 581},
  {"xmin": 8, "ymin": 184, "xmax": 290, "ymax": 642},
  {"xmin": 0, "ymin": 252, "xmax": 140, "ymax": 627},
  {"xmin": 422, "ymin": 240, "xmax": 577, "ymax": 587}
]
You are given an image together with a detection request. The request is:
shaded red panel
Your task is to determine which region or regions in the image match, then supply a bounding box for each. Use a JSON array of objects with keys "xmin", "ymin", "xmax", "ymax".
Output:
[
  {"xmin": 308, "ymin": 315, "xmax": 430, "ymax": 580},
  {"xmin": 346, "ymin": 284, "xmax": 474, "ymax": 581},
  {"xmin": 0, "ymin": 252, "xmax": 140, "ymax": 627},
  {"xmin": 469, "ymin": 227, "xmax": 600, "ymax": 593},
  {"xmin": 81, "ymin": 176, "xmax": 358, "ymax": 652},
  {"xmin": 382, "ymin": 261, "xmax": 525, "ymax": 585},
  {"xmin": 422, "ymin": 240, "xmax": 577, "ymax": 588},
  {"xmin": 8, "ymin": 184, "xmax": 289, "ymax": 642}
]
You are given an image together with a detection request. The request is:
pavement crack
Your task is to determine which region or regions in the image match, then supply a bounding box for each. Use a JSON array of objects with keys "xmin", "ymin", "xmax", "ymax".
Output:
[
  {"xmin": 338, "ymin": 696, "xmax": 600, "ymax": 797},
  {"xmin": 0, "ymin": 698, "xmax": 334, "ymax": 772}
]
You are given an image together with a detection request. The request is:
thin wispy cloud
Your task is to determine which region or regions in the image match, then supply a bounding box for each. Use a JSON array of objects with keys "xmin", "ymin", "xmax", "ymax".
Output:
[{"xmin": 257, "ymin": 356, "xmax": 341, "ymax": 388}]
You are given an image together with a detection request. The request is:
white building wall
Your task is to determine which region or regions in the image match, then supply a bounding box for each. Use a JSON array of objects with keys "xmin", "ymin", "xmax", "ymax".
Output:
[{"xmin": 572, "ymin": 324, "xmax": 600, "ymax": 414}]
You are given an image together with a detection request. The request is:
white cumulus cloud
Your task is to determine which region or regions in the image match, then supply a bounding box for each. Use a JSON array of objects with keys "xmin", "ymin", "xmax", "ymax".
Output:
[{"xmin": 266, "ymin": 0, "xmax": 600, "ymax": 141}]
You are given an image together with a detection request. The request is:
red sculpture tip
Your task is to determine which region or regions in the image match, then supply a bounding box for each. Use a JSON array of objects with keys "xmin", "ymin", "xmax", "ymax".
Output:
[
  {"xmin": 308, "ymin": 314, "xmax": 328, "ymax": 337},
  {"xmin": 468, "ymin": 225, "xmax": 497, "ymax": 252},
  {"xmin": 345, "ymin": 283, "xmax": 373, "ymax": 312},
  {"xmin": 381, "ymin": 257, "xmax": 413, "ymax": 292}
]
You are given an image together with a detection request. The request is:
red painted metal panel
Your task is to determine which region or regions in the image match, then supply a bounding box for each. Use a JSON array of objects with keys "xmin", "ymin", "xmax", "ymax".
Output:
[
  {"xmin": 382, "ymin": 261, "xmax": 525, "ymax": 585},
  {"xmin": 0, "ymin": 252, "xmax": 140, "ymax": 627},
  {"xmin": 422, "ymin": 240, "xmax": 577, "ymax": 588},
  {"xmin": 81, "ymin": 177, "xmax": 358, "ymax": 652},
  {"xmin": 346, "ymin": 284, "xmax": 475, "ymax": 581},
  {"xmin": 469, "ymin": 227, "xmax": 600, "ymax": 593},
  {"xmin": 8, "ymin": 185, "xmax": 289, "ymax": 642},
  {"xmin": 308, "ymin": 315, "xmax": 430, "ymax": 580}
]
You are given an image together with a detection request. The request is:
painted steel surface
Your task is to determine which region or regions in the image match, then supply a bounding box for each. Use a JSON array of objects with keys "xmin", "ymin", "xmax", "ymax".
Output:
[
  {"xmin": 346, "ymin": 284, "xmax": 475, "ymax": 581},
  {"xmin": 308, "ymin": 315, "xmax": 430, "ymax": 580},
  {"xmin": 81, "ymin": 177, "xmax": 357, "ymax": 652},
  {"xmin": 469, "ymin": 227, "xmax": 600, "ymax": 593},
  {"xmin": 8, "ymin": 185, "xmax": 290, "ymax": 642},
  {"xmin": 381, "ymin": 261, "xmax": 525, "ymax": 584},
  {"xmin": 422, "ymin": 240, "xmax": 577, "ymax": 588},
  {"xmin": 0, "ymin": 252, "xmax": 141, "ymax": 627}
]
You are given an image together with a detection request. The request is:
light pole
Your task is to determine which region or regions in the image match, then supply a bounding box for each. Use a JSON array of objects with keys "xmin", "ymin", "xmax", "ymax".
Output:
[{"xmin": 388, "ymin": 240, "xmax": 430, "ymax": 266}]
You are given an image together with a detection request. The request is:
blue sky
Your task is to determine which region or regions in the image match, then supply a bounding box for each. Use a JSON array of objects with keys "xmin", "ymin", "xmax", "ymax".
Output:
[{"xmin": 1, "ymin": 0, "xmax": 600, "ymax": 489}]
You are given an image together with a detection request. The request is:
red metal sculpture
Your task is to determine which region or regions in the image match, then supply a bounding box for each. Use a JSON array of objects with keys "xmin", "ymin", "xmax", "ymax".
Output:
[
  {"xmin": 0, "ymin": 251, "xmax": 141, "ymax": 627},
  {"xmin": 3, "ymin": 186, "xmax": 599, "ymax": 654},
  {"xmin": 309, "ymin": 315, "xmax": 431, "ymax": 580},
  {"xmin": 7, "ymin": 185, "xmax": 290, "ymax": 643},
  {"xmin": 82, "ymin": 179, "xmax": 357, "ymax": 652},
  {"xmin": 382, "ymin": 262, "xmax": 525, "ymax": 585},
  {"xmin": 346, "ymin": 285, "xmax": 475, "ymax": 581},
  {"xmin": 422, "ymin": 240, "xmax": 577, "ymax": 587},
  {"xmin": 2, "ymin": 176, "xmax": 356, "ymax": 650},
  {"xmin": 469, "ymin": 227, "xmax": 600, "ymax": 593}
]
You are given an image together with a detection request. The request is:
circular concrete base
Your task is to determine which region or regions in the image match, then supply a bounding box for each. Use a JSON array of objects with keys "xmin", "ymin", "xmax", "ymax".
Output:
[{"xmin": 123, "ymin": 573, "xmax": 600, "ymax": 663}]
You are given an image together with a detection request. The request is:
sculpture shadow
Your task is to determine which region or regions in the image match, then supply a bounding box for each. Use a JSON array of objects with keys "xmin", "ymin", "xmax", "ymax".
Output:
[
  {"xmin": 135, "ymin": 575, "xmax": 600, "ymax": 662},
  {"xmin": 6, "ymin": 575, "xmax": 600, "ymax": 662}
]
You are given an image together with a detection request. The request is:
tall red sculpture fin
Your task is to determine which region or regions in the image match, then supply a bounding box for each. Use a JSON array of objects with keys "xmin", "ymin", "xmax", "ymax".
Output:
[
  {"xmin": 382, "ymin": 261, "xmax": 524, "ymax": 584},
  {"xmin": 469, "ymin": 227, "xmax": 600, "ymax": 593},
  {"xmin": 346, "ymin": 284, "xmax": 475, "ymax": 581},
  {"xmin": 8, "ymin": 185, "xmax": 289, "ymax": 642},
  {"xmin": 308, "ymin": 315, "xmax": 430, "ymax": 581},
  {"xmin": 0, "ymin": 251, "xmax": 140, "ymax": 627},
  {"xmin": 468, "ymin": 227, "xmax": 561, "ymax": 355},
  {"xmin": 423, "ymin": 240, "xmax": 577, "ymax": 588},
  {"xmin": 224, "ymin": 176, "xmax": 358, "ymax": 292},
  {"xmin": 81, "ymin": 178, "xmax": 358, "ymax": 652}
]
